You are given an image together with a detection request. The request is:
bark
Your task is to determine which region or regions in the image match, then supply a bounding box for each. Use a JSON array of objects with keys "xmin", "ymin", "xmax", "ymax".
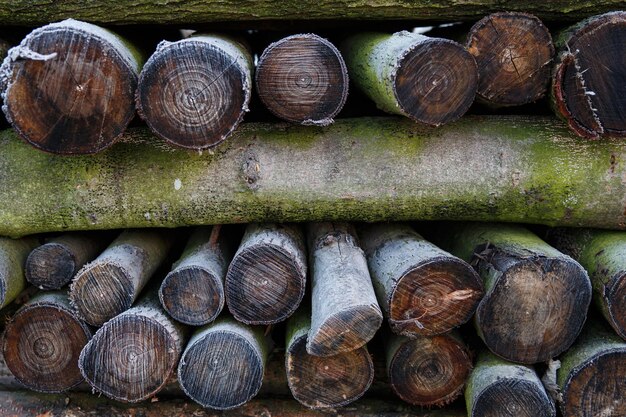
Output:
[
  {"xmin": 226, "ymin": 223, "xmax": 307, "ymax": 325},
  {"xmin": 0, "ymin": 237, "xmax": 37, "ymax": 308},
  {"xmin": 136, "ymin": 35, "xmax": 252, "ymax": 150},
  {"xmin": 0, "ymin": 19, "xmax": 143, "ymax": 154},
  {"xmin": 359, "ymin": 223, "xmax": 483, "ymax": 336},
  {"xmin": 465, "ymin": 350, "xmax": 556, "ymax": 417},
  {"xmin": 433, "ymin": 222, "xmax": 591, "ymax": 364},
  {"xmin": 552, "ymin": 12, "xmax": 626, "ymax": 139},
  {"xmin": 2, "ymin": 291, "xmax": 91, "ymax": 393},
  {"xmin": 256, "ymin": 34, "xmax": 348, "ymax": 126},
  {"xmin": 464, "ymin": 12, "xmax": 553, "ymax": 107},
  {"xmin": 70, "ymin": 229, "xmax": 172, "ymax": 326},
  {"xmin": 341, "ymin": 31, "xmax": 476, "ymax": 126},
  {"xmin": 177, "ymin": 315, "xmax": 271, "ymax": 410},
  {"xmin": 306, "ymin": 222, "xmax": 382, "ymax": 356},
  {"xmin": 4, "ymin": 116, "xmax": 626, "ymax": 237}
]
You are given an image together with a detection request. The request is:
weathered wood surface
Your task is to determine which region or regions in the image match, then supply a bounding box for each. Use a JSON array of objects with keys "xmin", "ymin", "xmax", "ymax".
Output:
[
  {"xmin": 4, "ymin": 116, "xmax": 626, "ymax": 237},
  {"xmin": 0, "ymin": 237, "xmax": 37, "ymax": 308}
]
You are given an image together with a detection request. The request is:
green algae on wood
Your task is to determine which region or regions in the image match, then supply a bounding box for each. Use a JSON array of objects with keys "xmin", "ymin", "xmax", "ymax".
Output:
[{"xmin": 0, "ymin": 237, "xmax": 37, "ymax": 308}]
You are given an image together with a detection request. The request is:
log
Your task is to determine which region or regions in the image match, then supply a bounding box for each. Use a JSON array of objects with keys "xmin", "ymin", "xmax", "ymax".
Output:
[
  {"xmin": 0, "ymin": 237, "xmax": 37, "ymax": 309},
  {"xmin": 159, "ymin": 226, "xmax": 233, "ymax": 326},
  {"xmin": 226, "ymin": 223, "xmax": 306, "ymax": 325},
  {"xmin": 0, "ymin": 19, "xmax": 142, "ymax": 154},
  {"xmin": 465, "ymin": 12, "xmax": 553, "ymax": 107},
  {"xmin": 433, "ymin": 222, "xmax": 591, "ymax": 364},
  {"xmin": 4, "ymin": 116, "xmax": 626, "ymax": 237},
  {"xmin": 177, "ymin": 315, "xmax": 271, "ymax": 410},
  {"xmin": 25, "ymin": 232, "xmax": 111, "ymax": 290},
  {"xmin": 557, "ymin": 320, "xmax": 626, "ymax": 417},
  {"xmin": 306, "ymin": 222, "xmax": 382, "ymax": 356},
  {"xmin": 70, "ymin": 229, "xmax": 172, "ymax": 326},
  {"xmin": 341, "ymin": 31, "xmax": 476, "ymax": 126},
  {"xmin": 386, "ymin": 331, "xmax": 472, "ymax": 407},
  {"xmin": 78, "ymin": 292, "xmax": 187, "ymax": 403},
  {"xmin": 136, "ymin": 35, "xmax": 252, "ymax": 149},
  {"xmin": 359, "ymin": 223, "xmax": 483, "ymax": 336},
  {"xmin": 256, "ymin": 34, "xmax": 348, "ymax": 126},
  {"xmin": 2, "ymin": 291, "xmax": 91, "ymax": 393},
  {"xmin": 465, "ymin": 350, "xmax": 556, "ymax": 417},
  {"xmin": 547, "ymin": 228, "xmax": 626, "ymax": 340},
  {"xmin": 285, "ymin": 307, "xmax": 373, "ymax": 409},
  {"xmin": 552, "ymin": 12, "xmax": 626, "ymax": 139}
]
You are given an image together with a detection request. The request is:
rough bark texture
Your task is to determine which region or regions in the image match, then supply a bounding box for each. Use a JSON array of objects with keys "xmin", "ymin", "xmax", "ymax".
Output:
[
  {"xmin": 256, "ymin": 34, "xmax": 348, "ymax": 126},
  {"xmin": 177, "ymin": 315, "xmax": 271, "ymax": 410},
  {"xmin": 465, "ymin": 12, "xmax": 554, "ymax": 107},
  {"xmin": 285, "ymin": 307, "xmax": 373, "ymax": 409},
  {"xmin": 2, "ymin": 291, "xmax": 91, "ymax": 393},
  {"xmin": 4, "ymin": 116, "xmax": 626, "ymax": 238},
  {"xmin": 341, "ymin": 31, "xmax": 477, "ymax": 126},
  {"xmin": 306, "ymin": 222, "xmax": 382, "ymax": 356},
  {"xmin": 465, "ymin": 350, "xmax": 556, "ymax": 417},
  {"xmin": 0, "ymin": 19, "xmax": 142, "ymax": 154},
  {"xmin": 70, "ymin": 229, "xmax": 172, "ymax": 326},
  {"xmin": 360, "ymin": 223, "xmax": 483, "ymax": 336},
  {"xmin": 552, "ymin": 12, "xmax": 626, "ymax": 139},
  {"xmin": 433, "ymin": 222, "xmax": 591, "ymax": 364},
  {"xmin": 159, "ymin": 226, "xmax": 233, "ymax": 326},
  {"xmin": 0, "ymin": 237, "xmax": 37, "ymax": 309},
  {"xmin": 136, "ymin": 35, "xmax": 252, "ymax": 150},
  {"xmin": 79, "ymin": 293, "xmax": 187, "ymax": 403},
  {"xmin": 226, "ymin": 223, "xmax": 307, "ymax": 325}
]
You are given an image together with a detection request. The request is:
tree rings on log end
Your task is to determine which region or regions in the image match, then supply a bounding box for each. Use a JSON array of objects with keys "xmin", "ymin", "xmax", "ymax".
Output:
[
  {"xmin": 606, "ymin": 273, "xmax": 626, "ymax": 340},
  {"xmin": 472, "ymin": 378, "xmax": 556, "ymax": 417},
  {"xmin": 256, "ymin": 34, "xmax": 348, "ymax": 125},
  {"xmin": 25, "ymin": 243, "xmax": 76, "ymax": 290}
]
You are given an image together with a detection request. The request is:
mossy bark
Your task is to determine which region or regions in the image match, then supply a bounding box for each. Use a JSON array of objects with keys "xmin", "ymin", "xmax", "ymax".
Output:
[{"xmin": 0, "ymin": 237, "xmax": 38, "ymax": 308}]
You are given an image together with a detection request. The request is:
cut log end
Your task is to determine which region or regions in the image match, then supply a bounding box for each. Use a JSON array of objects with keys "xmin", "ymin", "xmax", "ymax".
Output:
[
  {"xmin": 286, "ymin": 334, "xmax": 373, "ymax": 409},
  {"xmin": 394, "ymin": 38, "xmax": 477, "ymax": 126},
  {"xmin": 472, "ymin": 379, "xmax": 556, "ymax": 417},
  {"xmin": 389, "ymin": 258, "xmax": 483, "ymax": 336},
  {"xmin": 466, "ymin": 12, "xmax": 553, "ymax": 106},
  {"xmin": 159, "ymin": 266, "xmax": 223, "ymax": 326},
  {"xmin": 256, "ymin": 34, "xmax": 348, "ymax": 124},
  {"xmin": 25, "ymin": 243, "xmax": 76, "ymax": 290},
  {"xmin": 607, "ymin": 273, "xmax": 626, "ymax": 339}
]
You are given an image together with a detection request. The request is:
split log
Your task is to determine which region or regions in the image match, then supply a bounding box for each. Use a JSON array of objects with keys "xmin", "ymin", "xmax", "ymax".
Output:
[
  {"xmin": 359, "ymin": 223, "xmax": 483, "ymax": 336},
  {"xmin": 465, "ymin": 350, "xmax": 556, "ymax": 417},
  {"xmin": 433, "ymin": 222, "xmax": 591, "ymax": 364},
  {"xmin": 226, "ymin": 223, "xmax": 306, "ymax": 325},
  {"xmin": 2, "ymin": 291, "xmax": 91, "ymax": 393},
  {"xmin": 136, "ymin": 35, "xmax": 252, "ymax": 149},
  {"xmin": 0, "ymin": 237, "xmax": 37, "ymax": 309},
  {"xmin": 465, "ymin": 12, "xmax": 553, "ymax": 107},
  {"xmin": 256, "ymin": 34, "xmax": 348, "ymax": 125},
  {"xmin": 159, "ymin": 226, "xmax": 233, "ymax": 326},
  {"xmin": 547, "ymin": 228, "xmax": 626, "ymax": 340},
  {"xmin": 552, "ymin": 12, "xmax": 626, "ymax": 139},
  {"xmin": 386, "ymin": 331, "xmax": 472, "ymax": 407},
  {"xmin": 0, "ymin": 19, "xmax": 142, "ymax": 154},
  {"xmin": 79, "ymin": 292, "xmax": 187, "ymax": 403},
  {"xmin": 177, "ymin": 315, "xmax": 271, "ymax": 410},
  {"xmin": 25, "ymin": 233, "xmax": 111, "ymax": 290},
  {"xmin": 557, "ymin": 321, "xmax": 626, "ymax": 417},
  {"xmin": 341, "ymin": 31, "xmax": 476, "ymax": 126},
  {"xmin": 285, "ymin": 307, "xmax": 373, "ymax": 409},
  {"xmin": 70, "ymin": 229, "xmax": 172, "ymax": 326},
  {"xmin": 306, "ymin": 222, "xmax": 382, "ymax": 356},
  {"xmin": 5, "ymin": 116, "xmax": 626, "ymax": 237}
]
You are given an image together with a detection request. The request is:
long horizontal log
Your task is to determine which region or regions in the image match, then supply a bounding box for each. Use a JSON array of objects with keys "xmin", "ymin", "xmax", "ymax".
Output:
[{"xmin": 2, "ymin": 116, "xmax": 626, "ymax": 237}]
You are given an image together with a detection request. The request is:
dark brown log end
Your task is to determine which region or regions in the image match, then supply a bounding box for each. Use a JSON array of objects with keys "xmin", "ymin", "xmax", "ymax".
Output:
[
  {"xmin": 472, "ymin": 379, "xmax": 555, "ymax": 417},
  {"xmin": 394, "ymin": 38, "xmax": 477, "ymax": 126},
  {"xmin": 159, "ymin": 266, "xmax": 224, "ymax": 326},
  {"xmin": 389, "ymin": 258, "xmax": 483, "ymax": 336},
  {"xmin": 137, "ymin": 38, "xmax": 249, "ymax": 149},
  {"xmin": 79, "ymin": 314, "xmax": 178, "ymax": 402},
  {"xmin": 466, "ymin": 12, "xmax": 553, "ymax": 106},
  {"xmin": 178, "ymin": 330, "xmax": 264, "ymax": 410},
  {"xmin": 286, "ymin": 334, "xmax": 373, "ymax": 409},
  {"xmin": 607, "ymin": 273, "xmax": 626, "ymax": 339},
  {"xmin": 256, "ymin": 34, "xmax": 348, "ymax": 125},
  {"xmin": 25, "ymin": 243, "xmax": 76, "ymax": 290},
  {"xmin": 389, "ymin": 334, "xmax": 471, "ymax": 407},
  {"xmin": 2, "ymin": 21, "xmax": 138, "ymax": 154},
  {"xmin": 226, "ymin": 245, "xmax": 306, "ymax": 324},
  {"xmin": 3, "ymin": 302, "xmax": 90, "ymax": 392}
]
